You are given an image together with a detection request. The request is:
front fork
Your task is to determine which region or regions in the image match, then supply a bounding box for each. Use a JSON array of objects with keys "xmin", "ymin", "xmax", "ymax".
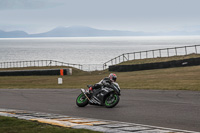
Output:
[{"xmin": 81, "ymin": 89, "xmax": 92, "ymax": 102}]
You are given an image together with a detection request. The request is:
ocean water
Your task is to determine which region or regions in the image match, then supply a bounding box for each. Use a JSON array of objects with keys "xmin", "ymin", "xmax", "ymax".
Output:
[{"xmin": 1, "ymin": 36, "xmax": 200, "ymax": 70}]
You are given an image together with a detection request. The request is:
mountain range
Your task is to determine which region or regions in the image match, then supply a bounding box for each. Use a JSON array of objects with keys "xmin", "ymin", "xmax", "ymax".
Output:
[{"xmin": 1, "ymin": 26, "xmax": 200, "ymax": 38}]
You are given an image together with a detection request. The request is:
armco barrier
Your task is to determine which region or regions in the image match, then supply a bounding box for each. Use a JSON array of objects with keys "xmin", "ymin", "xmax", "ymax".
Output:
[
  {"xmin": 0, "ymin": 68, "xmax": 72, "ymax": 76},
  {"xmin": 104, "ymin": 45, "xmax": 200, "ymax": 70},
  {"xmin": 109, "ymin": 57, "xmax": 200, "ymax": 72}
]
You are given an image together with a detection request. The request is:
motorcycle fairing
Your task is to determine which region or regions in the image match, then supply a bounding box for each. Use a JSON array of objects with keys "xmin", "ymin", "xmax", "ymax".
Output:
[{"xmin": 90, "ymin": 87, "xmax": 114, "ymax": 105}]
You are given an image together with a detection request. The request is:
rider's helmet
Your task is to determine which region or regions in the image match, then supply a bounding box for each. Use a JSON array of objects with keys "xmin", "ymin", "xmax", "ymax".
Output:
[{"xmin": 109, "ymin": 73, "xmax": 117, "ymax": 82}]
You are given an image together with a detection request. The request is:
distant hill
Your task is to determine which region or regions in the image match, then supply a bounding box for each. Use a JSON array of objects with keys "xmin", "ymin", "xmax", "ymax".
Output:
[
  {"xmin": 0, "ymin": 30, "xmax": 28, "ymax": 38},
  {"xmin": 29, "ymin": 26, "xmax": 146, "ymax": 37},
  {"xmin": 1, "ymin": 26, "xmax": 200, "ymax": 38}
]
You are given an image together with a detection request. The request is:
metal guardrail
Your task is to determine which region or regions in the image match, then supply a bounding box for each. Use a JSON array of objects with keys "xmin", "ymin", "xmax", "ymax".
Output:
[
  {"xmin": 0, "ymin": 60, "xmax": 83, "ymax": 70},
  {"xmin": 0, "ymin": 60, "xmax": 104, "ymax": 71},
  {"xmin": 1, "ymin": 45, "xmax": 200, "ymax": 71},
  {"xmin": 103, "ymin": 44, "xmax": 200, "ymax": 70}
]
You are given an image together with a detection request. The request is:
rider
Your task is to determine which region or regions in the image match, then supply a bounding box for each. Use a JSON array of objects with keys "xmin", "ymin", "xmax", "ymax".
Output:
[{"xmin": 89, "ymin": 73, "xmax": 120, "ymax": 93}]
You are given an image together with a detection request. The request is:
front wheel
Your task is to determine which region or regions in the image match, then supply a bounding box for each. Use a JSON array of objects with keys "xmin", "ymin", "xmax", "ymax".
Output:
[
  {"xmin": 76, "ymin": 93, "xmax": 89, "ymax": 107},
  {"xmin": 104, "ymin": 93, "xmax": 120, "ymax": 108}
]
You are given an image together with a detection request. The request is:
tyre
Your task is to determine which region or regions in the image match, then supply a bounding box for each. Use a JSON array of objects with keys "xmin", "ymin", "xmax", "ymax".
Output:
[
  {"xmin": 104, "ymin": 93, "xmax": 120, "ymax": 108},
  {"xmin": 76, "ymin": 93, "xmax": 89, "ymax": 107}
]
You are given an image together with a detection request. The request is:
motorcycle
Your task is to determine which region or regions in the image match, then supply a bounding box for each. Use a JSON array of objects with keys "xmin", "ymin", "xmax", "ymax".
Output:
[{"xmin": 76, "ymin": 82, "xmax": 121, "ymax": 108}]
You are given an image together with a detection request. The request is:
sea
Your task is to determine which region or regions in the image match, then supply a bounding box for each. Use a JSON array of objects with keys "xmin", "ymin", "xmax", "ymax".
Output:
[{"xmin": 1, "ymin": 36, "xmax": 200, "ymax": 71}]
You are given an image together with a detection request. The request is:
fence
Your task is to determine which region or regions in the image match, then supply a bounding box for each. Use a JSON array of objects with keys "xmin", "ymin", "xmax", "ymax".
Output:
[
  {"xmin": 0, "ymin": 60, "xmax": 82, "ymax": 70},
  {"xmin": 1, "ymin": 45, "xmax": 200, "ymax": 71},
  {"xmin": 103, "ymin": 44, "xmax": 200, "ymax": 69}
]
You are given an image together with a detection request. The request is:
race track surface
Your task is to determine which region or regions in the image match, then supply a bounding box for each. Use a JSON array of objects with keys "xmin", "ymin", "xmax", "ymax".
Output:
[{"xmin": 0, "ymin": 89, "xmax": 199, "ymax": 132}]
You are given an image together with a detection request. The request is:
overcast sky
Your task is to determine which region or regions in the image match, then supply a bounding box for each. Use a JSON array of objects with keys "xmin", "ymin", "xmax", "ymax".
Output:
[{"xmin": 0, "ymin": 0, "xmax": 200, "ymax": 34}]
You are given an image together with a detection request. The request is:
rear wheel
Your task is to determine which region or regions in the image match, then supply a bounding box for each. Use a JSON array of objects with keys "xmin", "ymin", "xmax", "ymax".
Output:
[
  {"xmin": 76, "ymin": 93, "xmax": 89, "ymax": 107},
  {"xmin": 104, "ymin": 93, "xmax": 120, "ymax": 108}
]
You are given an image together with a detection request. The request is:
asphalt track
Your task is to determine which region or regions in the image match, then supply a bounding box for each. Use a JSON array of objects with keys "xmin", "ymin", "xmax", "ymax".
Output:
[{"xmin": 0, "ymin": 89, "xmax": 200, "ymax": 132}]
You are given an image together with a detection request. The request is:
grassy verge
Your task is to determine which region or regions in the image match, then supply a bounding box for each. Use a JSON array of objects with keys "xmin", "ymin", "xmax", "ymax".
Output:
[
  {"xmin": 0, "ymin": 116, "xmax": 100, "ymax": 133},
  {"xmin": 0, "ymin": 65, "xmax": 200, "ymax": 90},
  {"xmin": 0, "ymin": 55, "xmax": 200, "ymax": 90}
]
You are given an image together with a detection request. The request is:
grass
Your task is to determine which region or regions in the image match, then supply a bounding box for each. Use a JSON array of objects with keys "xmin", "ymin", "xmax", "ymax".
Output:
[
  {"xmin": 117, "ymin": 65, "xmax": 200, "ymax": 90},
  {"xmin": 0, "ymin": 116, "xmax": 100, "ymax": 133},
  {"xmin": 0, "ymin": 54, "xmax": 200, "ymax": 90},
  {"xmin": 0, "ymin": 65, "xmax": 200, "ymax": 90}
]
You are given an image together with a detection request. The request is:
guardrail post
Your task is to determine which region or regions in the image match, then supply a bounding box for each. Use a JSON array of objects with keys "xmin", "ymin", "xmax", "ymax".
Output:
[
  {"xmin": 140, "ymin": 52, "xmax": 142, "ymax": 59},
  {"xmin": 195, "ymin": 45, "xmax": 197, "ymax": 54},
  {"xmin": 134, "ymin": 53, "xmax": 135, "ymax": 60},
  {"xmin": 50, "ymin": 60, "xmax": 52, "ymax": 66},
  {"xmin": 175, "ymin": 47, "xmax": 177, "ymax": 56},
  {"xmin": 159, "ymin": 49, "xmax": 161, "ymax": 57},
  {"xmin": 127, "ymin": 53, "xmax": 129, "ymax": 60},
  {"xmin": 152, "ymin": 50, "xmax": 154, "ymax": 58},
  {"xmin": 167, "ymin": 48, "xmax": 169, "ymax": 57},
  {"xmin": 185, "ymin": 46, "xmax": 187, "ymax": 55},
  {"xmin": 146, "ymin": 51, "xmax": 148, "ymax": 58}
]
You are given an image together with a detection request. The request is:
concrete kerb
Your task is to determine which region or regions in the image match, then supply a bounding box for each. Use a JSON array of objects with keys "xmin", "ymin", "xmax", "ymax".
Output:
[{"xmin": 0, "ymin": 108, "xmax": 198, "ymax": 133}]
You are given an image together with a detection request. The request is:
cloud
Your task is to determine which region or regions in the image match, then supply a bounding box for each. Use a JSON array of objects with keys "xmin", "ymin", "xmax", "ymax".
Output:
[
  {"xmin": 0, "ymin": 0, "xmax": 64, "ymax": 10},
  {"xmin": 1, "ymin": 0, "xmax": 200, "ymax": 33}
]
